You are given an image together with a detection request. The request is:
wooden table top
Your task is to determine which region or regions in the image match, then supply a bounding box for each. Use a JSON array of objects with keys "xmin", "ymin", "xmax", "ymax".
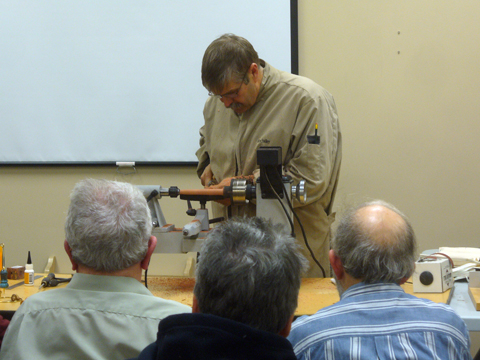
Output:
[
  {"xmin": 1, "ymin": 274, "xmax": 452, "ymax": 316},
  {"xmin": 146, "ymin": 277, "xmax": 452, "ymax": 316},
  {"xmin": 0, "ymin": 274, "xmax": 72, "ymax": 311}
]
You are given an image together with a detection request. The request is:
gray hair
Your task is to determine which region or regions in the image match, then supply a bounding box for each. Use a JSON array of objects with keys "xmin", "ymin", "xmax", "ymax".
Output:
[
  {"xmin": 332, "ymin": 200, "xmax": 416, "ymax": 284},
  {"xmin": 201, "ymin": 33, "xmax": 259, "ymax": 94},
  {"xmin": 65, "ymin": 179, "xmax": 152, "ymax": 272},
  {"xmin": 194, "ymin": 217, "xmax": 308, "ymax": 334}
]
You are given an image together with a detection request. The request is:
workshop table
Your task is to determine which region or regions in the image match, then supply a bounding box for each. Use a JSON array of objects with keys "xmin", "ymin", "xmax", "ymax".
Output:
[
  {"xmin": 448, "ymin": 281, "xmax": 480, "ymax": 331},
  {"xmin": 0, "ymin": 274, "xmax": 453, "ymax": 317},
  {"xmin": 146, "ymin": 277, "xmax": 451, "ymax": 316}
]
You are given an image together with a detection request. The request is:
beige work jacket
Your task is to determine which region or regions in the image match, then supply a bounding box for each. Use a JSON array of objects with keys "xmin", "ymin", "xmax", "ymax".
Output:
[{"xmin": 196, "ymin": 62, "xmax": 342, "ymax": 277}]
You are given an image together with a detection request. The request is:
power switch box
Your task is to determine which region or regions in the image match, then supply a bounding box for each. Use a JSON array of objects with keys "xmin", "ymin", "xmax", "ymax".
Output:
[{"xmin": 413, "ymin": 257, "xmax": 453, "ymax": 293}]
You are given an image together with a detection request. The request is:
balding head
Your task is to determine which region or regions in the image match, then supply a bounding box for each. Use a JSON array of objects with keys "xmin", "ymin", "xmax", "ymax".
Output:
[
  {"xmin": 332, "ymin": 200, "xmax": 416, "ymax": 284},
  {"xmin": 355, "ymin": 204, "xmax": 408, "ymax": 246}
]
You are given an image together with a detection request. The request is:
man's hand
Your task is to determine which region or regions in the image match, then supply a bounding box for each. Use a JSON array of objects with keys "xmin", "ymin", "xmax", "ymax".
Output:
[
  {"xmin": 207, "ymin": 175, "xmax": 255, "ymax": 189},
  {"xmin": 199, "ymin": 165, "xmax": 230, "ymax": 205},
  {"xmin": 200, "ymin": 164, "xmax": 215, "ymax": 188},
  {"xmin": 204, "ymin": 175, "xmax": 255, "ymax": 206},
  {"xmin": 206, "ymin": 177, "xmax": 234, "ymax": 206},
  {"xmin": 207, "ymin": 176, "xmax": 234, "ymax": 190}
]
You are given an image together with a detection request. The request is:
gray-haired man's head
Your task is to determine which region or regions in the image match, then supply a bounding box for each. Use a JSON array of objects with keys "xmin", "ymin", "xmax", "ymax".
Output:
[
  {"xmin": 332, "ymin": 200, "xmax": 416, "ymax": 289},
  {"xmin": 194, "ymin": 217, "xmax": 308, "ymax": 334},
  {"xmin": 65, "ymin": 179, "xmax": 152, "ymax": 272}
]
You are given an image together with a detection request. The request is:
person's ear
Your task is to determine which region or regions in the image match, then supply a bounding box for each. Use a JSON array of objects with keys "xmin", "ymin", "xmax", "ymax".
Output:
[
  {"xmin": 278, "ymin": 315, "xmax": 294, "ymax": 338},
  {"xmin": 250, "ymin": 63, "xmax": 259, "ymax": 81},
  {"xmin": 329, "ymin": 249, "xmax": 345, "ymax": 280},
  {"xmin": 140, "ymin": 236, "xmax": 157, "ymax": 270},
  {"xmin": 192, "ymin": 296, "xmax": 200, "ymax": 313},
  {"xmin": 64, "ymin": 240, "xmax": 78, "ymax": 271}
]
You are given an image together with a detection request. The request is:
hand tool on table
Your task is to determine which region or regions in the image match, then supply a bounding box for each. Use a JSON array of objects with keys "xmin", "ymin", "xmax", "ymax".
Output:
[{"xmin": 39, "ymin": 273, "xmax": 72, "ymax": 289}]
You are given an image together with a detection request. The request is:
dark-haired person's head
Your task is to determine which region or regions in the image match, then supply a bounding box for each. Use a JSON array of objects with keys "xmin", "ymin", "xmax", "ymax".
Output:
[{"xmin": 194, "ymin": 216, "xmax": 308, "ymax": 336}]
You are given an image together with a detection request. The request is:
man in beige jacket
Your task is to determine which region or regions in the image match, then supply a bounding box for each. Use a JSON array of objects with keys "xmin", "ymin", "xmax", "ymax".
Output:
[{"xmin": 196, "ymin": 34, "xmax": 342, "ymax": 277}]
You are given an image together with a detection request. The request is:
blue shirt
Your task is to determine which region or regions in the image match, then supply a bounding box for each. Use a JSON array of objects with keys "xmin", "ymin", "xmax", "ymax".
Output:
[{"xmin": 288, "ymin": 282, "xmax": 472, "ymax": 360}]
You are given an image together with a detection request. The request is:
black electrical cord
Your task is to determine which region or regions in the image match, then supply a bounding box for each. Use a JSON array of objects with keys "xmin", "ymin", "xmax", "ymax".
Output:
[
  {"xmin": 143, "ymin": 189, "xmax": 158, "ymax": 288},
  {"xmin": 265, "ymin": 171, "xmax": 326, "ymax": 278},
  {"xmin": 264, "ymin": 174, "xmax": 295, "ymax": 236},
  {"xmin": 144, "ymin": 258, "xmax": 151, "ymax": 289},
  {"xmin": 280, "ymin": 178, "xmax": 326, "ymax": 278}
]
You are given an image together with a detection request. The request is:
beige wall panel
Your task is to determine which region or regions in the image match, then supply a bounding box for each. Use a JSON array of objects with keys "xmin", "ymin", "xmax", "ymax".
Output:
[
  {"xmin": 0, "ymin": 166, "xmax": 200, "ymax": 273},
  {"xmin": 298, "ymin": 1, "xmax": 480, "ymax": 252}
]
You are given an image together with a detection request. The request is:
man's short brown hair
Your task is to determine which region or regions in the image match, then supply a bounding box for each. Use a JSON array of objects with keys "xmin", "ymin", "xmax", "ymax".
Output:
[{"xmin": 201, "ymin": 33, "xmax": 260, "ymax": 94}]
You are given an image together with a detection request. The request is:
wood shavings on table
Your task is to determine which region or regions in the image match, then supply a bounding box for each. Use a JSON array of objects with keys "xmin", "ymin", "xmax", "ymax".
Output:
[{"xmin": 146, "ymin": 277, "xmax": 195, "ymax": 307}]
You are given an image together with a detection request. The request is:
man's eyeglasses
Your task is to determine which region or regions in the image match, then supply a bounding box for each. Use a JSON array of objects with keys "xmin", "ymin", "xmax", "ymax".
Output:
[{"xmin": 208, "ymin": 68, "xmax": 249, "ymax": 100}]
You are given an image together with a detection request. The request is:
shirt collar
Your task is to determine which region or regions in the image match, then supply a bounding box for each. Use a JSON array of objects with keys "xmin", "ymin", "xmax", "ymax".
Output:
[
  {"xmin": 341, "ymin": 282, "xmax": 405, "ymax": 300},
  {"xmin": 66, "ymin": 273, "xmax": 152, "ymax": 296},
  {"xmin": 256, "ymin": 59, "xmax": 269, "ymax": 101}
]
